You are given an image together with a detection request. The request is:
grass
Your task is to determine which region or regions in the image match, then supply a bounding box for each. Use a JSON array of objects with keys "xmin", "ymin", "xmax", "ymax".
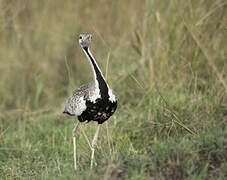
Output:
[{"xmin": 0, "ymin": 0, "xmax": 226, "ymax": 179}]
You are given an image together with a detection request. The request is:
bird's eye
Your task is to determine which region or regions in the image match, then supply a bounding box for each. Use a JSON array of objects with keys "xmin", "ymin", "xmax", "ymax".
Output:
[{"xmin": 79, "ymin": 36, "xmax": 82, "ymax": 39}]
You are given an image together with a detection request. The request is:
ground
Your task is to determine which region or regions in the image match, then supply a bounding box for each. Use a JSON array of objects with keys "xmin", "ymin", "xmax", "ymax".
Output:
[{"xmin": 0, "ymin": 0, "xmax": 226, "ymax": 179}]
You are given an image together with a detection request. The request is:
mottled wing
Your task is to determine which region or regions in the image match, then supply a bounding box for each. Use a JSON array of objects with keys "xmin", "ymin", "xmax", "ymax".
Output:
[{"xmin": 63, "ymin": 82, "xmax": 95, "ymax": 116}]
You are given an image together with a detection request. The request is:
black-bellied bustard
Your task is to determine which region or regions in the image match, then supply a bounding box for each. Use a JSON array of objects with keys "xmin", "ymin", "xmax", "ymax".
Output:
[{"xmin": 63, "ymin": 33, "xmax": 117, "ymax": 170}]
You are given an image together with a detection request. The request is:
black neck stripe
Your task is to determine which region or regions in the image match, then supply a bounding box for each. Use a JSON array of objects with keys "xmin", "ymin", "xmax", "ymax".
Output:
[{"xmin": 83, "ymin": 47, "xmax": 109, "ymax": 99}]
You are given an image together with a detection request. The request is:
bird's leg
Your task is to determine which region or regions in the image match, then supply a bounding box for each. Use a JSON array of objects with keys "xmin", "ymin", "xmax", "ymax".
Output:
[
  {"xmin": 81, "ymin": 126, "xmax": 92, "ymax": 150},
  {"xmin": 90, "ymin": 124, "xmax": 101, "ymax": 169},
  {"xmin": 72, "ymin": 121, "xmax": 80, "ymax": 170}
]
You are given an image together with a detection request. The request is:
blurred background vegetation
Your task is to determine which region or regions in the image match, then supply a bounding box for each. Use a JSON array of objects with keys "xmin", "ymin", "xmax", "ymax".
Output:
[{"xmin": 0, "ymin": 0, "xmax": 226, "ymax": 179}]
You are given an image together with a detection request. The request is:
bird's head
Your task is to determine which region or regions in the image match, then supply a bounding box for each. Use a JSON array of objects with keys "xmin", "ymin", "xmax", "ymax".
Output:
[{"xmin": 79, "ymin": 33, "xmax": 92, "ymax": 48}]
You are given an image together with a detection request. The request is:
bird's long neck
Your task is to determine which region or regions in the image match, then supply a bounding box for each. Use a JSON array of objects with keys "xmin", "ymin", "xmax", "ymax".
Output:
[{"xmin": 82, "ymin": 46, "xmax": 109, "ymax": 99}]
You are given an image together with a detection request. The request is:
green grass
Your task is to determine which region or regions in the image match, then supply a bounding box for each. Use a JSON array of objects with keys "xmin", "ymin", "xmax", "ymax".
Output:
[{"xmin": 0, "ymin": 0, "xmax": 226, "ymax": 179}]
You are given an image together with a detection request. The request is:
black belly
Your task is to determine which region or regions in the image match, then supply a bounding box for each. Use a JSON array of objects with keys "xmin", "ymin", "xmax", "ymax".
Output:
[{"xmin": 78, "ymin": 99, "xmax": 117, "ymax": 124}]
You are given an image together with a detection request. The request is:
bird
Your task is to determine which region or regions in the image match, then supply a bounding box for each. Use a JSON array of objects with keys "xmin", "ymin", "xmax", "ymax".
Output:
[{"xmin": 63, "ymin": 33, "xmax": 117, "ymax": 170}]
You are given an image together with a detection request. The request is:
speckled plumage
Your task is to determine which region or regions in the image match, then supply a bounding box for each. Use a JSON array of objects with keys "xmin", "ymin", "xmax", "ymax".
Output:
[
  {"xmin": 63, "ymin": 33, "xmax": 117, "ymax": 124},
  {"xmin": 64, "ymin": 83, "xmax": 94, "ymax": 116},
  {"xmin": 63, "ymin": 33, "xmax": 118, "ymax": 170},
  {"xmin": 64, "ymin": 82, "xmax": 117, "ymax": 124}
]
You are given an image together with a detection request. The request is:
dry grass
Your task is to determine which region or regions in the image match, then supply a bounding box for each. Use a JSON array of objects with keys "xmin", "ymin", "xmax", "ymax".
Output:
[{"xmin": 0, "ymin": 0, "xmax": 226, "ymax": 179}]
